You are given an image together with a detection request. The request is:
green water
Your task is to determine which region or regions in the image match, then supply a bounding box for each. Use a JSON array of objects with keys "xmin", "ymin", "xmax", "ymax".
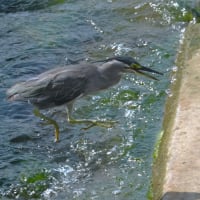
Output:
[{"xmin": 0, "ymin": 0, "xmax": 198, "ymax": 199}]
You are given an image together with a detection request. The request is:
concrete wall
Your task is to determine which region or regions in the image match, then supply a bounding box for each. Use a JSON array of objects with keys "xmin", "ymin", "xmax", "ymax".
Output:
[{"xmin": 152, "ymin": 24, "xmax": 200, "ymax": 200}]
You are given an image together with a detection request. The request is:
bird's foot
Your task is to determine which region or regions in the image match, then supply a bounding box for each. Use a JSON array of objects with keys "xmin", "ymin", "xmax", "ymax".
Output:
[
  {"xmin": 68, "ymin": 118, "xmax": 117, "ymax": 130},
  {"xmin": 33, "ymin": 108, "xmax": 60, "ymax": 142}
]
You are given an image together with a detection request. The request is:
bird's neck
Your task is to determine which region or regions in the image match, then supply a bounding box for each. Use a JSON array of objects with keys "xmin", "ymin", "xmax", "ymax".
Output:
[{"xmin": 98, "ymin": 65, "xmax": 122, "ymax": 88}]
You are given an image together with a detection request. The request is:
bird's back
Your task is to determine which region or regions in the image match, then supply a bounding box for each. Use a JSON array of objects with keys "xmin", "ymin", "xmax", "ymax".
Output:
[{"xmin": 6, "ymin": 64, "xmax": 94, "ymax": 109}]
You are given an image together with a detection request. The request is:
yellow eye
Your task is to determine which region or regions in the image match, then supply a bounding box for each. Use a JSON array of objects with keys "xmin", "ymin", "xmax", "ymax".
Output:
[{"xmin": 131, "ymin": 63, "xmax": 141, "ymax": 69}]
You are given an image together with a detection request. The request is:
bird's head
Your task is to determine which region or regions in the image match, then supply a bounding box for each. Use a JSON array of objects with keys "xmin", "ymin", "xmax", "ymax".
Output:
[{"xmin": 102, "ymin": 56, "xmax": 163, "ymax": 80}]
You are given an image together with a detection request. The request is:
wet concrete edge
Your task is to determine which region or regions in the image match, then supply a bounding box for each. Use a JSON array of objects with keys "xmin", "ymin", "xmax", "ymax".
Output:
[{"xmin": 152, "ymin": 24, "xmax": 200, "ymax": 200}]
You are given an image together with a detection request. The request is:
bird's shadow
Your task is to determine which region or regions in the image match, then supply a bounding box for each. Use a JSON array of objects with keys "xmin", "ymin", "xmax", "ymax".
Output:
[{"xmin": 161, "ymin": 191, "xmax": 200, "ymax": 200}]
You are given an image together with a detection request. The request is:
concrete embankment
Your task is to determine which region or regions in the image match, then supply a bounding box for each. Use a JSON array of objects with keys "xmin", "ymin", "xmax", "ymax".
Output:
[{"xmin": 152, "ymin": 24, "xmax": 200, "ymax": 200}]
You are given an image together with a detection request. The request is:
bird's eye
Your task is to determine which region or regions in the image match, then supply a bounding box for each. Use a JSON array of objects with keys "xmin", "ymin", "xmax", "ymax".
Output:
[{"xmin": 131, "ymin": 63, "xmax": 141, "ymax": 69}]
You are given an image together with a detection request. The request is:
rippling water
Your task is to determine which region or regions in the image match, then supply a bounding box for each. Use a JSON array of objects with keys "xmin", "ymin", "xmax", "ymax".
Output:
[{"xmin": 0, "ymin": 0, "xmax": 198, "ymax": 199}]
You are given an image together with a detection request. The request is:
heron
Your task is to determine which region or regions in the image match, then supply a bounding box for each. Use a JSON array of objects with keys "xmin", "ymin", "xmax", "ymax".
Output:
[{"xmin": 7, "ymin": 56, "xmax": 163, "ymax": 142}]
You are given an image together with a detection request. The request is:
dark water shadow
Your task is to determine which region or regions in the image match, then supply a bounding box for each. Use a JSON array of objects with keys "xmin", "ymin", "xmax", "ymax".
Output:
[
  {"xmin": 161, "ymin": 192, "xmax": 200, "ymax": 200},
  {"xmin": 0, "ymin": 0, "xmax": 65, "ymax": 13}
]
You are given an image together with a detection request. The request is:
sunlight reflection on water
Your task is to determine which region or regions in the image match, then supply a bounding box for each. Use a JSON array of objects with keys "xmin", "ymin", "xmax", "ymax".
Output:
[{"xmin": 0, "ymin": 0, "xmax": 191, "ymax": 199}]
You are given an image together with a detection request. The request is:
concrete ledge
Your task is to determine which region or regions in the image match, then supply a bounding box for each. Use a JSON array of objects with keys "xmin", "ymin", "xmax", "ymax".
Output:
[{"xmin": 152, "ymin": 24, "xmax": 200, "ymax": 200}]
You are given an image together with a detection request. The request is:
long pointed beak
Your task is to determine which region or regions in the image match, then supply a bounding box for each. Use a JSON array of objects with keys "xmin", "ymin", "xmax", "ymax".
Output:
[{"xmin": 130, "ymin": 64, "xmax": 163, "ymax": 81}]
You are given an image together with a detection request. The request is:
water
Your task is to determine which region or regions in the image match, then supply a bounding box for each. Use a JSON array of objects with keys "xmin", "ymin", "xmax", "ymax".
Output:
[{"xmin": 0, "ymin": 0, "xmax": 197, "ymax": 199}]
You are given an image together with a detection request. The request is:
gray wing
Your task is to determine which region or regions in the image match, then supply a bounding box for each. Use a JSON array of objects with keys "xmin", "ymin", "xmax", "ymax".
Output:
[
  {"xmin": 30, "ymin": 71, "xmax": 87, "ymax": 109},
  {"xmin": 7, "ymin": 70, "xmax": 87, "ymax": 109}
]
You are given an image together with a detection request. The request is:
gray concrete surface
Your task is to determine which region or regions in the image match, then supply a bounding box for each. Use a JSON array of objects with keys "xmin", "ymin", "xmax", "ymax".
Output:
[{"xmin": 152, "ymin": 24, "xmax": 200, "ymax": 200}]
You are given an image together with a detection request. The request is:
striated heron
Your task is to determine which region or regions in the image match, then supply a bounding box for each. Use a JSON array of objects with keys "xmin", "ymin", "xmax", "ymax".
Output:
[{"xmin": 7, "ymin": 56, "xmax": 163, "ymax": 142}]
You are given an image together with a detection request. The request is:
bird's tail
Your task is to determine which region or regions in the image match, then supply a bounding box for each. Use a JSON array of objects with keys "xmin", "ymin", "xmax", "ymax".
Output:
[{"xmin": 7, "ymin": 82, "xmax": 27, "ymax": 102}]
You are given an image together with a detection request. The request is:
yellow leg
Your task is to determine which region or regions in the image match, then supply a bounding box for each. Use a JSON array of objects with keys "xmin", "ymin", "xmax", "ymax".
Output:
[
  {"xmin": 33, "ymin": 108, "xmax": 60, "ymax": 142},
  {"xmin": 66, "ymin": 107, "xmax": 117, "ymax": 130},
  {"xmin": 69, "ymin": 117, "xmax": 116, "ymax": 128}
]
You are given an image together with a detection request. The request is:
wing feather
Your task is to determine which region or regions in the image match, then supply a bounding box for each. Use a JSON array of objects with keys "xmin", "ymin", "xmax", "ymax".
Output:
[
  {"xmin": 7, "ymin": 69, "xmax": 87, "ymax": 109},
  {"xmin": 30, "ymin": 71, "xmax": 87, "ymax": 109}
]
